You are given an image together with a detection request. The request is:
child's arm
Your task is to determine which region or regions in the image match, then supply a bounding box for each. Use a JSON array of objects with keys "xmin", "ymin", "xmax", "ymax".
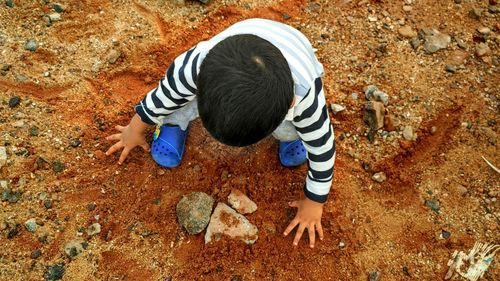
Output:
[
  {"xmin": 106, "ymin": 46, "xmax": 200, "ymax": 163},
  {"xmin": 284, "ymin": 77, "xmax": 335, "ymax": 248}
]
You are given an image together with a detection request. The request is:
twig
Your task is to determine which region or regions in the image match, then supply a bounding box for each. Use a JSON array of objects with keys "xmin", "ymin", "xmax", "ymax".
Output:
[{"xmin": 481, "ymin": 156, "xmax": 500, "ymax": 175}]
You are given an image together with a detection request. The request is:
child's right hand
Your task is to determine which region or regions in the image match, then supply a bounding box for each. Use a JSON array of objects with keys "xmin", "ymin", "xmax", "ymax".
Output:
[{"xmin": 105, "ymin": 114, "xmax": 152, "ymax": 164}]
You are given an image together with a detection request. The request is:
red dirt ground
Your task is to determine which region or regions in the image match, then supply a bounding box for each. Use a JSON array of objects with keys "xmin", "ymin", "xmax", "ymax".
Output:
[{"xmin": 0, "ymin": 0, "xmax": 498, "ymax": 280}]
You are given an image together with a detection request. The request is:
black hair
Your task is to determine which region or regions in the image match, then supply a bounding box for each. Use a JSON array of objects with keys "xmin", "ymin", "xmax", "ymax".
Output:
[{"xmin": 197, "ymin": 34, "xmax": 294, "ymax": 147}]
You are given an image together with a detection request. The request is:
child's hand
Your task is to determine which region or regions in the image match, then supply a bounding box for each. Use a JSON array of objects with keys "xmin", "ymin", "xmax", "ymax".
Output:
[
  {"xmin": 283, "ymin": 197, "xmax": 324, "ymax": 248},
  {"xmin": 105, "ymin": 114, "xmax": 152, "ymax": 164}
]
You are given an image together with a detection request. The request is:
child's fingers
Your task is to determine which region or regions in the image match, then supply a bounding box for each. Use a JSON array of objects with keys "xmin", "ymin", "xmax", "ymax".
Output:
[
  {"xmin": 118, "ymin": 147, "xmax": 131, "ymax": 164},
  {"xmin": 293, "ymin": 224, "xmax": 306, "ymax": 246},
  {"xmin": 106, "ymin": 133, "xmax": 121, "ymax": 141},
  {"xmin": 288, "ymin": 201, "xmax": 299, "ymax": 208},
  {"xmin": 140, "ymin": 143, "xmax": 150, "ymax": 152},
  {"xmin": 106, "ymin": 141, "xmax": 124, "ymax": 156},
  {"xmin": 283, "ymin": 218, "xmax": 299, "ymax": 237},
  {"xmin": 308, "ymin": 224, "xmax": 315, "ymax": 248},
  {"xmin": 316, "ymin": 223, "xmax": 324, "ymax": 240},
  {"xmin": 115, "ymin": 125, "xmax": 125, "ymax": 132}
]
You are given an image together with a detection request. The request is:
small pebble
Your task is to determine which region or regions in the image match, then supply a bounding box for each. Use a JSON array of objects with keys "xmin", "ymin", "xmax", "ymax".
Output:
[
  {"xmin": 477, "ymin": 27, "xmax": 491, "ymax": 35},
  {"xmin": 331, "ymin": 104, "xmax": 346, "ymax": 114},
  {"xmin": 86, "ymin": 202, "xmax": 96, "ymax": 211},
  {"xmin": 44, "ymin": 199, "xmax": 53, "ymax": 209},
  {"xmin": 339, "ymin": 241, "xmax": 346, "ymax": 248},
  {"xmin": 87, "ymin": 223, "xmax": 101, "ymax": 236},
  {"xmin": 5, "ymin": 0, "xmax": 13, "ymax": 8},
  {"xmin": 475, "ymin": 43, "xmax": 491, "ymax": 57},
  {"xmin": 0, "ymin": 146, "xmax": 6, "ymax": 168},
  {"xmin": 468, "ymin": 8, "xmax": 482, "ymax": 20},
  {"xmin": 29, "ymin": 126, "xmax": 40, "ymax": 136},
  {"xmin": 31, "ymin": 249, "xmax": 42, "ymax": 259},
  {"xmin": 372, "ymin": 172, "xmax": 386, "ymax": 183},
  {"xmin": 69, "ymin": 138, "xmax": 81, "ymax": 147},
  {"xmin": 8, "ymin": 96, "xmax": 21, "ymax": 108},
  {"xmin": 44, "ymin": 264, "xmax": 65, "ymax": 281},
  {"xmin": 445, "ymin": 65, "xmax": 457, "ymax": 73},
  {"xmin": 105, "ymin": 49, "xmax": 121, "ymax": 64},
  {"xmin": 52, "ymin": 161, "xmax": 65, "ymax": 173},
  {"xmin": 441, "ymin": 230, "xmax": 451, "ymax": 239},
  {"xmin": 425, "ymin": 199, "xmax": 440, "ymax": 213},
  {"xmin": 24, "ymin": 218, "xmax": 38, "ymax": 232},
  {"xmin": 402, "ymin": 126, "xmax": 415, "ymax": 141},
  {"xmin": 282, "ymin": 13, "xmax": 291, "ymax": 20},
  {"xmin": 369, "ymin": 271, "xmax": 379, "ymax": 281},
  {"xmin": 24, "ymin": 39, "xmax": 38, "ymax": 52},
  {"xmin": 48, "ymin": 13, "xmax": 61, "ymax": 22},
  {"xmin": 53, "ymin": 3, "xmax": 65, "ymax": 13}
]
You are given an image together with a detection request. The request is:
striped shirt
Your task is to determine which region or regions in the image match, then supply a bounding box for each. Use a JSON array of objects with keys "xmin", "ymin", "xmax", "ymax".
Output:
[{"xmin": 136, "ymin": 19, "xmax": 335, "ymax": 203}]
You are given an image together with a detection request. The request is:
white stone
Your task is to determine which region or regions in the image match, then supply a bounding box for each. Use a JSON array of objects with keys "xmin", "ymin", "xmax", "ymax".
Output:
[
  {"xmin": 331, "ymin": 104, "xmax": 346, "ymax": 114},
  {"xmin": 205, "ymin": 203, "xmax": 258, "ymax": 244},
  {"xmin": 227, "ymin": 189, "xmax": 257, "ymax": 214},
  {"xmin": 0, "ymin": 147, "xmax": 6, "ymax": 168},
  {"xmin": 372, "ymin": 172, "xmax": 387, "ymax": 183},
  {"xmin": 48, "ymin": 13, "xmax": 61, "ymax": 22}
]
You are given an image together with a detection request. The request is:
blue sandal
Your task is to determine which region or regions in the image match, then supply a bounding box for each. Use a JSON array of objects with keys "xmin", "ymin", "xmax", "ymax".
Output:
[
  {"xmin": 279, "ymin": 139, "xmax": 307, "ymax": 167},
  {"xmin": 151, "ymin": 124, "xmax": 189, "ymax": 168}
]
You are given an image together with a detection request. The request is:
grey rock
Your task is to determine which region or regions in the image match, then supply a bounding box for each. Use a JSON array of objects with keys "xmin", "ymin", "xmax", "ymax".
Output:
[
  {"xmin": 425, "ymin": 199, "xmax": 440, "ymax": 213},
  {"xmin": 372, "ymin": 172, "xmax": 386, "ymax": 183},
  {"xmin": 31, "ymin": 249, "xmax": 42, "ymax": 259},
  {"xmin": 48, "ymin": 13, "xmax": 61, "ymax": 22},
  {"xmin": 87, "ymin": 223, "xmax": 101, "ymax": 236},
  {"xmin": 52, "ymin": 161, "xmax": 65, "ymax": 173},
  {"xmin": 445, "ymin": 65, "xmax": 457, "ymax": 73},
  {"xmin": 44, "ymin": 264, "xmax": 65, "ymax": 281},
  {"xmin": 441, "ymin": 230, "xmax": 451, "ymax": 239},
  {"xmin": 205, "ymin": 202, "xmax": 258, "ymax": 244},
  {"xmin": 402, "ymin": 126, "xmax": 416, "ymax": 141},
  {"xmin": 364, "ymin": 85, "xmax": 378, "ymax": 100},
  {"xmin": 475, "ymin": 43, "xmax": 491, "ymax": 57},
  {"xmin": 8, "ymin": 96, "xmax": 21, "ymax": 108},
  {"xmin": 468, "ymin": 8, "xmax": 482, "ymax": 20},
  {"xmin": 64, "ymin": 238, "xmax": 86, "ymax": 258},
  {"xmin": 176, "ymin": 192, "xmax": 214, "ymax": 235},
  {"xmin": 53, "ymin": 3, "xmax": 65, "ymax": 13},
  {"xmin": 105, "ymin": 49, "xmax": 121, "ymax": 64},
  {"xmin": 331, "ymin": 103, "xmax": 346, "ymax": 114},
  {"xmin": 24, "ymin": 218, "xmax": 38, "ymax": 232},
  {"xmin": 373, "ymin": 90, "xmax": 389, "ymax": 105},
  {"xmin": 29, "ymin": 126, "xmax": 39, "ymax": 136},
  {"xmin": 5, "ymin": 0, "xmax": 13, "ymax": 8},
  {"xmin": 410, "ymin": 37, "xmax": 421, "ymax": 49},
  {"xmin": 2, "ymin": 188, "xmax": 21, "ymax": 203},
  {"xmin": 423, "ymin": 29, "xmax": 451, "ymax": 53},
  {"xmin": 24, "ymin": 39, "xmax": 38, "ymax": 52},
  {"xmin": 0, "ymin": 146, "xmax": 6, "ymax": 168},
  {"xmin": 363, "ymin": 101, "xmax": 385, "ymax": 131}
]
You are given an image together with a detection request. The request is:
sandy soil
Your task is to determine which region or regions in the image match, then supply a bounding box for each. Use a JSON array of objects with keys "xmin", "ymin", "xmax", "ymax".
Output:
[{"xmin": 0, "ymin": 0, "xmax": 498, "ymax": 280}]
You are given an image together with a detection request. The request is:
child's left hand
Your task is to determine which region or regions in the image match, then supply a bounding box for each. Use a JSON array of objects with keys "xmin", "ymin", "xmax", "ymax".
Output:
[{"xmin": 283, "ymin": 197, "xmax": 324, "ymax": 248}]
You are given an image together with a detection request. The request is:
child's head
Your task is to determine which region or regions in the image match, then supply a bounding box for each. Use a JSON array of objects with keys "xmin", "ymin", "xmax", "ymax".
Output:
[{"xmin": 197, "ymin": 34, "xmax": 293, "ymax": 147}]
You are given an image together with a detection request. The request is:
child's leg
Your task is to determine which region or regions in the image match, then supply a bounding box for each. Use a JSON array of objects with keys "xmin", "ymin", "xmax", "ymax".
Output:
[
  {"xmin": 272, "ymin": 120, "xmax": 299, "ymax": 141},
  {"xmin": 160, "ymin": 99, "xmax": 199, "ymax": 129}
]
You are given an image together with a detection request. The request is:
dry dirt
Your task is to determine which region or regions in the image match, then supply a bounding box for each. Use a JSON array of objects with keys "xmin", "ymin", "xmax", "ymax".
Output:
[{"xmin": 0, "ymin": 0, "xmax": 499, "ymax": 280}]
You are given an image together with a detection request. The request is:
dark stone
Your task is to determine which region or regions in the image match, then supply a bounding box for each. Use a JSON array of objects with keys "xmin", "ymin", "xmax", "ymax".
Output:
[
  {"xmin": 8, "ymin": 96, "xmax": 21, "ymax": 108},
  {"xmin": 31, "ymin": 249, "xmax": 42, "ymax": 259},
  {"xmin": 38, "ymin": 235, "xmax": 48, "ymax": 243},
  {"xmin": 367, "ymin": 130, "xmax": 376, "ymax": 143},
  {"xmin": 81, "ymin": 241, "xmax": 89, "ymax": 249},
  {"xmin": 152, "ymin": 198, "xmax": 161, "ymax": 205},
  {"xmin": 44, "ymin": 264, "xmax": 65, "ymax": 281},
  {"xmin": 44, "ymin": 199, "xmax": 53, "ymax": 209},
  {"xmin": 468, "ymin": 8, "xmax": 482, "ymax": 20},
  {"xmin": 164, "ymin": 277, "xmax": 172, "ymax": 281},
  {"xmin": 1, "ymin": 64, "xmax": 11, "ymax": 71},
  {"xmin": 402, "ymin": 266, "xmax": 410, "ymax": 276},
  {"xmin": 53, "ymin": 3, "xmax": 65, "ymax": 13},
  {"xmin": 410, "ymin": 38, "xmax": 421, "ymax": 49},
  {"xmin": 445, "ymin": 65, "xmax": 457, "ymax": 73},
  {"xmin": 425, "ymin": 199, "xmax": 440, "ymax": 213},
  {"xmin": 86, "ymin": 202, "xmax": 96, "ymax": 211},
  {"xmin": 29, "ymin": 126, "xmax": 39, "ymax": 136},
  {"xmin": 5, "ymin": 223, "xmax": 19, "ymax": 238},
  {"xmin": 282, "ymin": 13, "xmax": 291, "ymax": 20},
  {"xmin": 369, "ymin": 271, "xmax": 379, "ymax": 281},
  {"xmin": 442, "ymin": 230, "xmax": 451, "ymax": 239},
  {"xmin": 69, "ymin": 138, "xmax": 81, "ymax": 147},
  {"xmin": 231, "ymin": 275, "xmax": 242, "ymax": 281},
  {"xmin": 2, "ymin": 188, "xmax": 21, "ymax": 203},
  {"xmin": 5, "ymin": 0, "xmax": 13, "ymax": 8},
  {"xmin": 52, "ymin": 161, "xmax": 65, "ymax": 173}
]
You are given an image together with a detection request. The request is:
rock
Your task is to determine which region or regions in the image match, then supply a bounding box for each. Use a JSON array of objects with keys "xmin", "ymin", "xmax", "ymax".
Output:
[
  {"xmin": 422, "ymin": 29, "xmax": 451, "ymax": 53},
  {"xmin": 105, "ymin": 49, "xmax": 121, "ymax": 64},
  {"xmin": 364, "ymin": 85, "xmax": 378, "ymax": 100},
  {"xmin": 69, "ymin": 138, "xmax": 81, "ymax": 147},
  {"xmin": 331, "ymin": 103, "xmax": 346, "ymax": 114},
  {"xmin": 477, "ymin": 27, "xmax": 491, "ymax": 35},
  {"xmin": 6, "ymin": 223, "xmax": 20, "ymax": 239},
  {"xmin": 15, "ymin": 74, "xmax": 28, "ymax": 82},
  {"xmin": 176, "ymin": 192, "xmax": 214, "ymax": 235},
  {"xmin": 64, "ymin": 239, "xmax": 86, "ymax": 258},
  {"xmin": 372, "ymin": 90, "xmax": 389, "ymax": 105},
  {"xmin": 339, "ymin": 241, "xmax": 346, "ymax": 248},
  {"xmin": 8, "ymin": 96, "xmax": 21, "ymax": 108},
  {"xmin": 372, "ymin": 172, "xmax": 386, "ymax": 183},
  {"xmin": 441, "ymin": 230, "xmax": 451, "ymax": 239},
  {"xmin": 383, "ymin": 115, "xmax": 396, "ymax": 131},
  {"xmin": 447, "ymin": 50, "xmax": 468, "ymax": 65},
  {"xmin": 0, "ymin": 180, "xmax": 7, "ymax": 189},
  {"xmin": 31, "ymin": 249, "xmax": 42, "ymax": 259},
  {"xmin": 52, "ymin": 161, "xmax": 65, "ymax": 173},
  {"xmin": 403, "ymin": 5, "xmax": 412, "ymax": 12},
  {"xmin": 468, "ymin": 8, "xmax": 482, "ymax": 20},
  {"xmin": 282, "ymin": 13, "xmax": 291, "ymax": 20},
  {"xmin": 398, "ymin": 26, "xmax": 417, "ymax": 38},
  {"xmin": 410, "ymin": 37, "xmax": 421, "ymax": 49},
  {"xmin": 48, "ymin": 13, "xmax": 61, "ymax": 22},
  {"xmin": 53, "ymin": 3, "xmax": 65, "ymax": 13},
  {"xmin": 87, "ymin": 223, "xmax": 101, "ymax": 236},
  {"xmin": 86, "ymin": 202, "xmax": 96, "ymax": 211},
  {"xmin": 227, "ymin": 189, "xmax": 257, "ymax": 214},
  {"xmin": 425, "ymin": 199, "xmax": 440, "ymax": 213},
  {"xmin": 363, "ymin": 101, "xmax": 385, "ymax": 131},
  {"xmin": 369, "ymin": 271, "xmax": 379, "ymax": 281},
  {"xmin": 455, "ymin": 184, "xmax": 468, "ymax": 196},
  {"xmin": 2, "ymin": 188, "xmax": 21, "ymax": 203},
  {"xmin": 205, "ymin": 203, "xmax": 258, "ymax": 244},
  {"xmin": 29, "ymin": 126, "xmax": 40, "ymax": 136},
  {"xmin": 5, "ymin": 0, "xmax": 13, "ymax": 8},
  {"xmin": 12, "ymin": 120, "xmax": 24, "ymax": 128},
  {"xmin": 24, "ymin": 218, "xmax": 38, "ymax": 232},
  {"xmin": 24, "ymin": 39, "xmax": 38, "ymax": 52},
  {"xmin": 44, "ymin": 199, "xmax": 52, "ymax": 209},
  {"xmin": 475, "ymin": 43, "xmax": 491, "ymax": 57},
  {"xmin": 44, "ymin": 264, "xmax": 65, "ymax": 281},
  {"xmin": 402, "ymin": 126, "xmax": 416, "ymax": 141},
  {"xmin": 368, "ymin": 15, "xmax": 377, "ymax": 22},
  {"xmin": 0, "ymin": 146, "xmax": 6, "ymax": 168},
  {"xmin": 445, "ymin": 65, "xmax": 457, "ymax": 73}
]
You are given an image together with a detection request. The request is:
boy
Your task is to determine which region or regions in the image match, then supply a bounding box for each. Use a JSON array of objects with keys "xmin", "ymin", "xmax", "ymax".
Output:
[{"xmin": 106, "ymin": 19, "xmax": 335, "ymax": 248}]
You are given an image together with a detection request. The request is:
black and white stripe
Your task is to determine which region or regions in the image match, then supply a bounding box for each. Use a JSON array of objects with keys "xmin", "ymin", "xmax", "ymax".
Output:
[{"xmin": 135, "ymin": 19, "xmax": 335, "ymax": 203}]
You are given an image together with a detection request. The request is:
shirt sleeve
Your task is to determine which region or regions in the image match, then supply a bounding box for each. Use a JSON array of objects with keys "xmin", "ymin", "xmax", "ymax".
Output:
[
  {"xmin": 292, "ymin": 77, "xmax": 336, "ymax": 203},
  {"xmin": 135, "ymin": 46, "xmax": 201, "ymax": 125}
]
